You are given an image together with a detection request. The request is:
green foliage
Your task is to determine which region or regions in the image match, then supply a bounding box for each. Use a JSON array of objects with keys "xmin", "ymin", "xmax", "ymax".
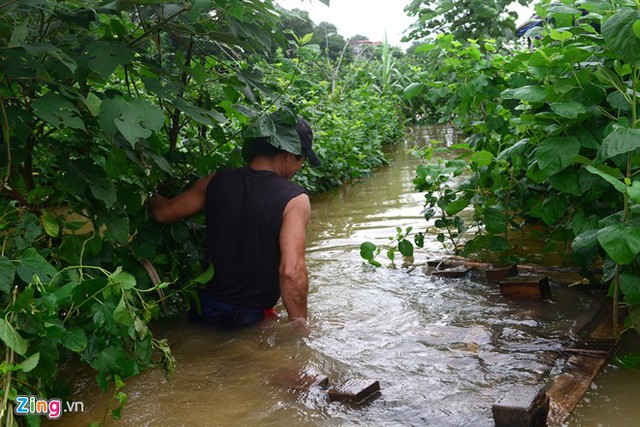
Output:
[
  {"xmin": 0, "ymin": 0, "xmax": 405, "ymax": 422},
  {"xmin": 361, "ymin": 226, "xmax": 415, "ymax": 267},
  {"xmin": 403, "ymin": 0, "xmax": 530, "ymax": 46},
  {"xmin": 392, "ymin": 0, "xmax": 640, "ymax": 339}
]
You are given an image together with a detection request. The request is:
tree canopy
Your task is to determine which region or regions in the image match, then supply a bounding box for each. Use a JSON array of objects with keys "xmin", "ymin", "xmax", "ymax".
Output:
[{"xmin": 403, "ymin": 0, "xmax": 532, "ymax": 44}]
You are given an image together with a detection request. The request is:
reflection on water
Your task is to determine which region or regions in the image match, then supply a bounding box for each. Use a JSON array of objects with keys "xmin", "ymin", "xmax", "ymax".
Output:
[{"xmin": 53, "ymin": 127, "xmax": 624, "ymax": 426}]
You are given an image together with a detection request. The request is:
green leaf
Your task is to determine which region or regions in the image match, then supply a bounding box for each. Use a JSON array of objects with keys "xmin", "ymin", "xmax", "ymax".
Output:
[
  {"xmin": 62, "ymin": 328, "xmax": 87, "ymax": 352},
  {"xmin": 0, "ymin": 256, "xmax": 16, "ymax": 294},
  {"xmin": 572, "ymin": 212, "xmax": 599, "ymax": 236},
  {"xmin": 86, "ymin": 40, "xmax": 134, "ymax": 79},
  {"xmin": 32, "ymin": 93, "xmax": 85, "ymax": 130},
  {"xmin": 414, "ymin": 232, "xmax": 424, "ymax": 248},
  {"xmin": 549, "ymin": 4, "xmax": 582, "ymax": 15},
  {"xmin": 501, "ymin": 85, "xmax": 547, "ymax": 103},
  {"xmin": 387, "ymin": 248, "xmax": 395, "ymax": 261},
  {"xmin": 594, "ymin": 65, "xmax": 628, "ymax": 95},
  {"xmin": 173, "ymin": 98, "xmax": 225, "ymax": 126},
  {"xmin": 541, "ymin": 195, "xmax": 568, "ymax": 225},
  {"xmin": 596, "ymin": 126, "xmax": 640, "ymax": 164},
  {"xmin": 111, "ymin": 268, "xmax": 136, "ymax": 290},
  {"xmin": 100, "ymin": 98, "xmax": 164, "ymax": 147},
  {"xmin": 20, "ymin": 352, "xmax": 40, "ymax": 373},
  {"xmin": 53, "ymin": 282, "xmax": 78, "ymax": 305},
  {"xmin": 444, "ymin": 197, "xmax": 470, "ymax": 216},
  {"xmin": 92, "ymin": 346, "xmax": 140, "ymax": 379},
  {"xmin": 550, "ymin": 29, "xmax": 573, "ymax": 41},
  {"xmin": 470, "ymin": 150, "xmax": 493, "ymax": 167},
  {"xmin": 572, "ymin": 229, "xmax": 599, "ymax": 252},
  {"xmin": 90, "ymin": 177, "xmax": 117, "ymax": 208},
  {"xmin": 134, "ymin": 317, "xmax": 148, "ymax": 340},
  {"xmin": 628, "ymin": 181, "xmax": 640, "ymax": 204},
  {"xmin": 602, "ymin": 8, "xmax": 640, "ymax": 63},
  {"xmin": 0, "ymin": 318, "xmax": 28, "ymax": 356},
  {"xmin": 550, "ymin": 101, "xmax": 586, "ymax": 118},
  {"xmin": 498, "ymin": 138, "xmax": 530, "ymax": 159},
  {"xmin": 83, "ymin": 92, "xmax": 102, "ymax": 117},
  {"xmin": 403, "ymin": 82, "xmax": 424, "ymax": 100},
  {"xmin": 549, "ymin": 168, "xmax": 582, "ymax": 196},
  {"xmin": 597, "ymin": 222, "xmax": 640, "ymax": 265},
  {"xmin": 41, "ymin": 210, "xmax": 59, "ymax": 237},
  {"xmin": 576, "ymin": 127, "xmax": 599, "ymax": 149},
  {"xmin": 536, "ymin": 136, "xmax": 580, "ymax": 176},
  {"xmin": 585, "ymin": 165, "xmax": 626, "ymax": 193},
  {"xmin": 633, "ymin": 20, "xmax": 640, "ymax": 39},
  {"xmin": 270, "ymin": 123, "xmax": 302, "ymax": 156},
  {"xmin": 398, "ymin": 239, "xmax": 414, "ymax": 257},
  {"xmin": 482, "ymin": 207, "xmax": 507, "ymax": 234},
  {"xmin": 620, "ymin": 270, "xmax": 640, "ymax": 305},
  {"xmin": 360, "ymin": 242, "xmax": 377, "ymax": 260},
  {"xmin": 242, "ymin": 114, "xmax": 276, "ymax": 139},
  {"xmin": 113, "ymin": 297, "xmax": 133, "ymax": 326},
  {"xmin": 606, "ymin": 91, "xmax": 631, "ymax": 111},
  {"xmin": 102, "ymin": 213, "xmax": 130, "ymax": 245},
  {"xmin": 194, "ymin": 264, "xmax": 214, "ymax": 284},
  {"xmin": 9, "ymin": 20, "xmax": 28, "ymax": 47},
  {"xmin": 17, "ymin": 248, "xmax": 57, "ymax": 284}
]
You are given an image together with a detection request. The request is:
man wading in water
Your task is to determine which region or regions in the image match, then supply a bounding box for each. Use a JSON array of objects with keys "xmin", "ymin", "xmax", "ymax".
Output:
[{"xmin": 150, "ymin": 112, "xmax": 320, "ymax": 328}]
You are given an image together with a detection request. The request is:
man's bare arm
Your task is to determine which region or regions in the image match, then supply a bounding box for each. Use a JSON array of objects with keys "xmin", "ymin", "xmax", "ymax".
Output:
[
  {"xmin": 279, "ymin": 193, "xmax": 311, "ymax": 321},
  {"xmin": 150, "ymin": 174, "xmax": 214, "ymax": 224}
]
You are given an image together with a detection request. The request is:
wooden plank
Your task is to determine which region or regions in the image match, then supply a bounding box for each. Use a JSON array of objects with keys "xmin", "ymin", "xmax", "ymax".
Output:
[
  {"xmin": 328, "ymin": 379, "xmax": 381, "ymax": 404},
  {"xmin": 432, "ymin": 267, "xmax": 471, "ymax": 278},
  {"xmin": 485, "ymin": 264, "xmax": 518, "ymax": 284},
  {"xmin": 546, "ymin": 355, "xmax": 607, "ymax": 426},
  {"xmin": 499, "ymin": 276, "xmax": 552, "ymax": 300},
  {"xmin": 546, "ymin": 297, "xmax": 621, "ymax": 425}
]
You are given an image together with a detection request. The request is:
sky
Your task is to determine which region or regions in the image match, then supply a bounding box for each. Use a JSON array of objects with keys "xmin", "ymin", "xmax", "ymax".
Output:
[{"xmin": 276, "ymin": 0, "xmax": 536, "ymax": 49}]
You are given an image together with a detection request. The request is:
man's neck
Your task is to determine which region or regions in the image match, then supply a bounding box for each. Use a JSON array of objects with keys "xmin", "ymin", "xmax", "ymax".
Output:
[{"xmin": 249, "ymin": 156, "xmax": 284, "ymax": 176}]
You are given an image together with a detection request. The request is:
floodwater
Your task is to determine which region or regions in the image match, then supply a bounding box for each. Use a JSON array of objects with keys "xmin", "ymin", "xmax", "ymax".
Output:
[{"xmin": 52, "ymin": 127, "xmax": 637, "ymax": 426}]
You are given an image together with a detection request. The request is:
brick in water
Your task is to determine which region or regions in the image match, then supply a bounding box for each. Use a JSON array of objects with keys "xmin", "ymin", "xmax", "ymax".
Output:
[
  {"xmin": 492, "ymin": 386, "xmax": 549, "ymax": 427},
  {"xmin": 485, "ymin": 264, "xmax": 518, "ymax": 283},
  {"xmin": 499, "ymin": 276, "xmax": 552, "ymax": 300},
  {"xmin": 328, "ymin": 379, "xmax": 381, "ymax": 404},
  {"xmin": 432, "ymin": 267, "xmax": 471, "ymax": 278}
]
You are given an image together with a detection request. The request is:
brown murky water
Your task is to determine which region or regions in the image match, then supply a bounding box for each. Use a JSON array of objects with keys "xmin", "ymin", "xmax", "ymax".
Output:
[{"xmin": 51, "ymin": 127, "xmax": 638, "ymax": 426}]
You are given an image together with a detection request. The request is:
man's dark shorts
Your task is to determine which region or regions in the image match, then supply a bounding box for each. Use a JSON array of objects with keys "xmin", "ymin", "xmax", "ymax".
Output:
[{"xmin": 190, "ymin": 290, "xmax": 266, "ymax": 328}]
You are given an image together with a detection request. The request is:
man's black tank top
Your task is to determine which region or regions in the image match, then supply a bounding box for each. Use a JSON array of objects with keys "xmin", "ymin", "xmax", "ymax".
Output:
[{"xmin": 204, "ymin": 167, "xmax": 306, "ymax": 308}]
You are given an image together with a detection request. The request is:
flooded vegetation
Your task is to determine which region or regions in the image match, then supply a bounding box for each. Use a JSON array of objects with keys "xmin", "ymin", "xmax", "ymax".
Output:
[{"xmin": 52, "ymin": 127, "xmax": 638, "ymax": 426}]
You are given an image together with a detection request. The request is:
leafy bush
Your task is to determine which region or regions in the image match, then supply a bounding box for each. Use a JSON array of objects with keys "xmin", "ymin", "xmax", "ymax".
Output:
[
  {"xmin": 400, "ymin": 0, "xmax": 640, "ymax": 338},
  {"xmin": 0, "ymin": 0, "xmax": 405, "ymax": 423}
]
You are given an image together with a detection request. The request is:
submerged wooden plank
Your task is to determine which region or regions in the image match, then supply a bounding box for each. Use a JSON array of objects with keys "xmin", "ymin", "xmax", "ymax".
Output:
[
  {"xmin": 546, "ymin": 355, "xmax": 607, "ymax": 426},
  {"xmin": 546, "ymin": 295, "xmax": 621, "ymax": 425},
  {"xmin": 328, "ymin": 379, "xmax": 381, "ymax": 404}
]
